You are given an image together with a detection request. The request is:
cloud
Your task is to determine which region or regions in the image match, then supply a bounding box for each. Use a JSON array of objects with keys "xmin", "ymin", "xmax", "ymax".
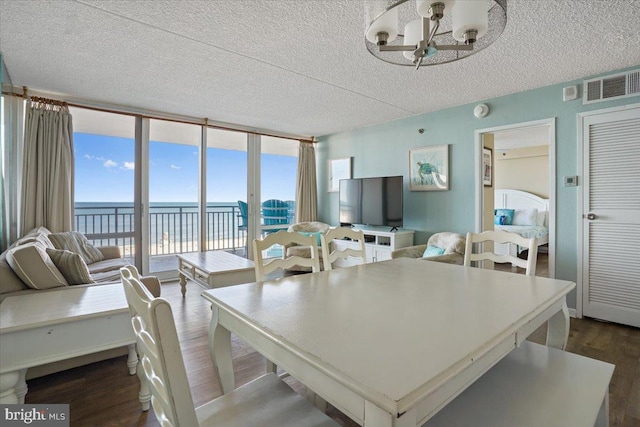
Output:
[
  {"xmin": 170, "ymin": 164, "xmax": 181, "ymax": 170},
  {"xmin": 122, "ymin": 162, "xmax": 135, "ymax": 170},
  {"xmin": 103, "ymin": 159, "xmax": 118, "ymax": 168},
  {"xmin": 96, "ymin": 156, "xmax": 106, "ymax": 161},
  {"xmin": 83, "ymin": 154, "xmax": 94, "ymax": 160}
]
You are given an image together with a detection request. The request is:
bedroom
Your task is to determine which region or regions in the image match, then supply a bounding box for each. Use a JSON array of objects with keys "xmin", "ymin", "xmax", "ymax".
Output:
[{"xmin": 483, "ymin": 123, "xmax": 552, "ymax": 278}]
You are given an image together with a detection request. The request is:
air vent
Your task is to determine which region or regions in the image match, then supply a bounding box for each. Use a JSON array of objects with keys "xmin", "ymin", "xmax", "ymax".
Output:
[{"xmin": 583, "ymin": 68, "xmax": 640, "ymax": 104}]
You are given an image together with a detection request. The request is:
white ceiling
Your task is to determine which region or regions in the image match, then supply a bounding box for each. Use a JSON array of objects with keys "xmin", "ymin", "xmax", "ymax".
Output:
[{"xmin": 1, "ymin": 0, "xmax": 639, "ymax": 138}]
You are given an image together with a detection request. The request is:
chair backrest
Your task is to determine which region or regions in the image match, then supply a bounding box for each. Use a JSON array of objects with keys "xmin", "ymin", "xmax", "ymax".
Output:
[
  {"xmin": 464, "ymin": 231, "xmax": 538, "ymax": 276},
  {"xmin": 262, "ymin": 199, "xmax": 289, "ymax": 225},
  {"xmin": 253, "ymin": 230, "xmax": 320, "ymax": 281},
  {"xmin": 120, "ymin": 265, "xmax": 198, "ymax": 427},
  {"xmin": 320, "ymin": 227, "xmax": 366, "ymax": 271},
  {"xmin": 237, "ymin": 200, "xmax": 248, "ymax": 229}
]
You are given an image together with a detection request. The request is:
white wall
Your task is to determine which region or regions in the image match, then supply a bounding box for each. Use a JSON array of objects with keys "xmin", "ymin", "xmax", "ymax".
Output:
[{"xmin": 494, "ymin": 145, "xmax": 549, "ymax": 198}]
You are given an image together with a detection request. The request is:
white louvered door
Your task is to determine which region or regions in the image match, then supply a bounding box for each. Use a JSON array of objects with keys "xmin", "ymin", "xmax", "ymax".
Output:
[{"xmin": 582, "ymin": 105, "xmax": 640, "ymax": 327}]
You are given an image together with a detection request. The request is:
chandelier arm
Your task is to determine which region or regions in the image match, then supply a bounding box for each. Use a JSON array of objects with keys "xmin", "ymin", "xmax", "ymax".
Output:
[
  {"xmin": 427, "ymin": 20, "xmax": 440, "ymax": 46},
  {"xmin": 380, "ymin": 45, "xmax": 416, "ymax": 52},
  {"xmin": 435, "ymin": 44, "xmax": 474, "ymax": 51}
]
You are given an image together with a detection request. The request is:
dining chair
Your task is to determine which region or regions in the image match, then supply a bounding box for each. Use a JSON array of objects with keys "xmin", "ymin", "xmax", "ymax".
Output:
[
  {"xmin": 320, "ymin": 227, "xmax": 367, "ymax": 270},
  {"xmin": 253, "ymin": 230, "xmax": 320, "ymax": 281},
  {"xmin": 237, "ymin": 201, "xmax": 249, "ymax": 254},
  {"xmin": 464, "ymin": 230, "xmax": 538, "ymax": 276},
  {"xmin": 119, "ymin": 265, "xmax": 337, "ymax": 427}
]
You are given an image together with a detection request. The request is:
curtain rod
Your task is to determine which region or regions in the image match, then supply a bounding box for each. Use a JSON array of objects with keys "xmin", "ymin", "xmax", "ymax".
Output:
[{"xmin": 1, "ymin": 89, "xmax": 315, "ymax": 143}]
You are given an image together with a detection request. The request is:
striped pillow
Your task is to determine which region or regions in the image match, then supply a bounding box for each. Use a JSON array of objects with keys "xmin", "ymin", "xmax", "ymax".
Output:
[
  {"xmin": 46, "ymin": 249, "xmax": 95, "ymax": 285},
  {"xmin": 48, "ymin": 231, "xmax": 105, "ymax": 264},
  {"xmin": 6, "ymin": 243, "xmax": 68, "ymax": 290}
]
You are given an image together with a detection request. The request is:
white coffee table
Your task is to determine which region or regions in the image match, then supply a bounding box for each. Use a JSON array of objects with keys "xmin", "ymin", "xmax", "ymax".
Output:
[
  {"xmin": 177, "ymin": 250, "xmax": 255, "ymax": 297},
  {"xmin": 0, "ymin": 284, "xmax": 149, "ymax": 409}
]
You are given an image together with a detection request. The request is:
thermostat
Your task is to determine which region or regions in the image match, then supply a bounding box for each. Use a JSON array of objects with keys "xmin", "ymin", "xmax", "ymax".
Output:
[{"xmin": 564, "ymin": 176, "xmax": 578, "ymax": 186}]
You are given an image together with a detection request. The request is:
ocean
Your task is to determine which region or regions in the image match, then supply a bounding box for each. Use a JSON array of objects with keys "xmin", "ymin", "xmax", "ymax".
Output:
[{"xmin": 74, "ymin": 202, "xmax": 245, "ymax": 251}]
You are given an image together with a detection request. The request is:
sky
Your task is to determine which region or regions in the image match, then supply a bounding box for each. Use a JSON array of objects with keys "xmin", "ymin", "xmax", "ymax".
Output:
[{"xmin": 74, "ymin": 133, "xmax": 297, "ymax": 203}]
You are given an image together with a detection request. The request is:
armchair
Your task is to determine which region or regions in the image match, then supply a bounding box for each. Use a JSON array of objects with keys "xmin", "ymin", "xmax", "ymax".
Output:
[
  {"xmin": 391, "ymin": 232, "xmax": 466, "ymax": 265},
  {"xmin": 285, "ymin": 222, "xmax": 331, "ymax": 271}
]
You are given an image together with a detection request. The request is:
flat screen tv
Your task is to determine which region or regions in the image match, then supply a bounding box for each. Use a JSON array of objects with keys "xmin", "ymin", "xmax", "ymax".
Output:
[{"xmin": 339, "ymin": 176, "xmax": 403, "ymax": 229}]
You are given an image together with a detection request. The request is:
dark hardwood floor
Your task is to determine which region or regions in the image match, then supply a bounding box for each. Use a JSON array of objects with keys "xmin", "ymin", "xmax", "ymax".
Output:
[{"xmin": 25, "ymin": 279, "xmax": 640, "ymax": 426}]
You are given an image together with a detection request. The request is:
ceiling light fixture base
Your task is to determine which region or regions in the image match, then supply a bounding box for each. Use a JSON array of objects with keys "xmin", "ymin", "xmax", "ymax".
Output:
[{"xmin": 365, "ymin": 0, "xmax": 507, "ymax": 68}]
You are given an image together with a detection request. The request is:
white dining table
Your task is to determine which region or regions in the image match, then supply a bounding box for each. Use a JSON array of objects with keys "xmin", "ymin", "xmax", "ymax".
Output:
[{"xmin": 201, "ymin": 258, "xmax": 574, "ymax": 427}]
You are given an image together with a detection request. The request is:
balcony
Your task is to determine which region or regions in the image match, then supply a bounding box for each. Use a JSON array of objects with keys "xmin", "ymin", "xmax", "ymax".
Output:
[{"xmin": 74, "ymin": 202, "xmax": 294, "ymax": 272}]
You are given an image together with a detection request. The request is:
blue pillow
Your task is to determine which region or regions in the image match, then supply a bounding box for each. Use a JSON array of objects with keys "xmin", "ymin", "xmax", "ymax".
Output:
[
  {"xmin": 299, "ymin": 231, "xmax": 322, "ymax": 246},
  {"xmin": 423, "ymin": 245, "xmax": 445, "ymax": 257},
  {"xmin": 494, "ymin": 209, "xmax": 515, "ymax": 225}
]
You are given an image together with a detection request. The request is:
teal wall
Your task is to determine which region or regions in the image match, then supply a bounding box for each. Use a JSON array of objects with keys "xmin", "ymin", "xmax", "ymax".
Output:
[{"xmin": 316, "ymin": 65, "xmax": 639, "ymax": 309}]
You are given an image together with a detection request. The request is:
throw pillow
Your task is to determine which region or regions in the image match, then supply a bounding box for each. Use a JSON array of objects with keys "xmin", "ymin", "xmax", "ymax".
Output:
[
  {"xmin": 494, "ymin": 209, "xmax": 515, "ymax": 225},
  {"xmin": 46, "ymin": 249, "xmax": 96, "ymax": 285},
  {"xmin": 513, "ymin": 208, "xmax": 538, "ymax": 226},
  {"xmin": 536, "ymin": 210, "xmax": 547, "ymax": 227},
  {"xmin": 6, "ymin": 243, "xmax": 68, "ymax": 290},
  {"xmin": 423, "ymin": 245, "xmax": 446, "ymax": 258},
  {"xmin": 299, "ymin": 231, "xmax": 323, "ymax": 246},
  {"xmin": 48, "ymin": 231, "xmax": 105, "ymax": 264}
]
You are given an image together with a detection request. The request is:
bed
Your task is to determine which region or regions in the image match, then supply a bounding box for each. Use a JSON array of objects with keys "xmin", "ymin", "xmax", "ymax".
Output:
[{"xmin": 494, "ymin": 189, "xmax": 549, "ymax": 256}]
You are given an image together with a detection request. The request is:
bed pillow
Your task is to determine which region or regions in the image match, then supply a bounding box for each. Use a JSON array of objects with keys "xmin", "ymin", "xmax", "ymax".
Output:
[
  {"xmin": 494, "ymin": 209, "xmax": 515, "ymax": 225},
  {"xmin": 48, "ymin": 231, "xmax": 105, "ymax": 264},
  {"xmin": 423, "ymin": 245, "xmax": 446, "ymax": 258},
  {"xmin": 537, "ymin": 210, "xmax": 548, "ymax": 227},
  {"xmin": 46, "ymin": 249, "xmax": 96, "ymax": 285},
  {"xmin": 513, "ymin": 208, "xmax": 538, "ymax": 226}
]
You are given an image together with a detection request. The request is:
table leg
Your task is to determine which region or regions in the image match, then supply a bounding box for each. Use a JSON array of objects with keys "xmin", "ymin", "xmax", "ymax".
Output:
[
  {"xmin": 209, "ymin": 305, "xmax": 234, "ymax": 394},
  {"xmin": 179, "ymin": 272, "xmax": 187, "ymax": 297},
  {"xmin": 546, "ymin": 299, "xmax": 570, "ymax": 350},
  {"xmin": 127, "ymin": 344, "xmax": 138, "ymax": 375},
  {"xmin": 364, "ymin": 400, "xmax": 416, "ymax": 427},
  {"xmin": 15, "ymin": 369, "xmax": 27, "ymax": 404},
  {"xmin": 135, "ymin": 350, "xmax": 151, "ymax": 411},
  {"xmin": 0, "ymin": 371, "xmax": 20, "ymax": 404}
]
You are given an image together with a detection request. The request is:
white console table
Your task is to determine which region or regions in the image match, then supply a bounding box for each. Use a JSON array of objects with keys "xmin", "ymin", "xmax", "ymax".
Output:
[
  {"xmin": 332, "ymin": 228, "xmax": 414, "ymax": 267},
  {"xmin": 0, "ymin": 284, "xmax": 149, "ymax": 409}
]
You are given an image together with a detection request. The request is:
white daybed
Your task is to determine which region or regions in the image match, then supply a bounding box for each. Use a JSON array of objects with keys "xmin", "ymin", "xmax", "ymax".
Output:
[{"xmin": 494, "ymin": 189, "xmax": 549, "ymax": 256}]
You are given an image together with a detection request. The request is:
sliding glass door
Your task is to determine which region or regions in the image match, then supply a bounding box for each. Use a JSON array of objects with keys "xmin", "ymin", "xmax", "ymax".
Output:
[
  {"xmin": 147, "ymin": 119, "xmax": 200, "ymax": 275},
  {"xmin": 71, "ymin": 107, "xmax": 137, "ymax": 262},
  {"xmin": 206, "ymin": 128, "xmax": 248, "ymax": 255}
]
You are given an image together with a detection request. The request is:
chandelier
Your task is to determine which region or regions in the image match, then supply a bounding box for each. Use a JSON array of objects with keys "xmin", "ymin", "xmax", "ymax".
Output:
[{"xmin": 365, "ymin": 0, "xmax": 507, "ymax": 69}]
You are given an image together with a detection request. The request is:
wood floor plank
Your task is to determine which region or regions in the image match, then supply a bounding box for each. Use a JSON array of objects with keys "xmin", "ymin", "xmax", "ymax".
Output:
[{"xmin": 22, "ymin": 280, "xmax": 639, "ymax": 426}]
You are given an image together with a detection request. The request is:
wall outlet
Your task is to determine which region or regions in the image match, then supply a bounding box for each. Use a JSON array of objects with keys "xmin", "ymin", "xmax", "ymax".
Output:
[{"xmin": 564, "ymin": 176, "xmax": 578, "ymax": 186}]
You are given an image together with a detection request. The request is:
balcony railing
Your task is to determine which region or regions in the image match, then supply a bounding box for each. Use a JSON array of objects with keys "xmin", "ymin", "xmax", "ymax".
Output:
[{"xmin": 74, "ymin": 202, "xmax": 295, "ymax": 259}]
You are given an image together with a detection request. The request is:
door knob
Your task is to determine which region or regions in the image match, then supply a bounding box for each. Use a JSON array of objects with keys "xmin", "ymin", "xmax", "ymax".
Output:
[{"xmin": 585, "ymin": 213, "xmax": 596, "ymax": 220}]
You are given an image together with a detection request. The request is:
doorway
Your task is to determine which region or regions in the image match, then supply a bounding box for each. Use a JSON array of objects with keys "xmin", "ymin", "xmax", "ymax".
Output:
[{"xmin": 474, "ymin": 118, "xmax": 556, "ymax": 278}]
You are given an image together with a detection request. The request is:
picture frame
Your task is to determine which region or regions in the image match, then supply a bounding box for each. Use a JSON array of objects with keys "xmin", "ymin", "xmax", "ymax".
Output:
[
  {"xmin": 328, "ymin": 157, "xmax": 352, "ymax": 192},
  {"xmin": 483, "ymin": 147, "xmax": 493, "ymax": 187},
  {"xmin": 409, "ymin": 145, "xmax": 449, "ymax": 191}
]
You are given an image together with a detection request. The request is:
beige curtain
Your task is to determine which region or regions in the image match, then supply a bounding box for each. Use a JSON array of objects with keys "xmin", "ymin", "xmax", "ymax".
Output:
[
  {"xmin": 295, "ymin": 142, "xmax": 318, "ymax": 222},
  {"xmin": 20, "ymin": 98, "xmax": 74, "ymax": 234},
  {"xmin": 1, "ymin": 94, "xmax": 25, "ymax": 250}
]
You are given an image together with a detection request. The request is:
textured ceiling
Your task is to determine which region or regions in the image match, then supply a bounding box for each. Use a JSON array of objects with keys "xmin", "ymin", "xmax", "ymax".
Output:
[{"xmin": 1, "ymin": 0, "xmax": 639, "ymax": 138}]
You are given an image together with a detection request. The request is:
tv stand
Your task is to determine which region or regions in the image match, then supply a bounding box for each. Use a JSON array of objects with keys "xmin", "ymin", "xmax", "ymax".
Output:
[{"xmin": 332, "ymin": 228, "xmax": 414, "ymax": 266}]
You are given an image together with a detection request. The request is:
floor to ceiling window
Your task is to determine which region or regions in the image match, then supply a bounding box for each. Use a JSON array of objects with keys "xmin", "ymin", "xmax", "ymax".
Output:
[
  {"xmin": 206, "ymin": 128, "xmax": 248, "ymax": 254},
  {"xmin": 71, "ymin": 107, "xmax": 136, "ymax": 261},
  {"xmin": 70, "ymin": 105, "xmax": 300, "ymax": 274},
  {"xmin": 261, "ymin": 135, "xmax": 298, "ymax": 229},
  {"xmin": 147, "ymin": 119, "xmax": 200, "ymax": 274}
]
